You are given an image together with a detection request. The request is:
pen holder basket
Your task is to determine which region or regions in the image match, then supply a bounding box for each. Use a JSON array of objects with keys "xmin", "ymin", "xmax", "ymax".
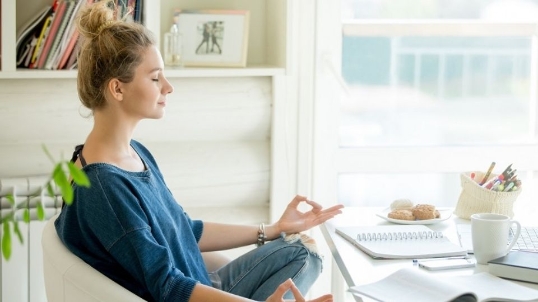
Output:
[{"xmin": 454, "ymin": 171, "xmax": 522, "ymax": 220}]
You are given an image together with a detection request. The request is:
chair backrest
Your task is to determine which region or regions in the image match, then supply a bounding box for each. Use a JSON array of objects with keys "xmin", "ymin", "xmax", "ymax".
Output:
[{"xmin": 42, "ymin": 214, "xmax": 146, "ymax": 302}]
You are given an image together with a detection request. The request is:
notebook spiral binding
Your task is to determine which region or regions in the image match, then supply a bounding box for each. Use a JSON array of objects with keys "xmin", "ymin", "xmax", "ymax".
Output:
[{"xmin": 356, "ymin": 231, "xmax": 444, "ymax": 241}]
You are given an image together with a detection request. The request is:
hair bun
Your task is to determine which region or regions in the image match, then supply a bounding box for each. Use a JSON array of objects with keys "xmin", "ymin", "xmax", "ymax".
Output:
[{"xmin": 77, "ymin": 0, "xmax": 115, "ymax": 38}]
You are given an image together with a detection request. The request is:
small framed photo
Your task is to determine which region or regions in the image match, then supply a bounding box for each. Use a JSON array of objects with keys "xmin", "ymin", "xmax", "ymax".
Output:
[{"xmin": 173, "ymin": 10, "xmax": 250, "ymax": 67}]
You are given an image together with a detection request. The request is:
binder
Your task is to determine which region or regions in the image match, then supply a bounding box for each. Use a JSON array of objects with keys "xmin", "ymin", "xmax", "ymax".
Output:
[{"xmin": 16, "ymin": 5, "xmax": 53, "ymax": 68}]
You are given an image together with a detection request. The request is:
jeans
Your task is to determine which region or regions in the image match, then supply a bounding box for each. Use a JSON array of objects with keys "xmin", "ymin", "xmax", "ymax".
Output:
[{"xmin": 210, "ymin": 234, "xmax": 323, "ymax": 301}]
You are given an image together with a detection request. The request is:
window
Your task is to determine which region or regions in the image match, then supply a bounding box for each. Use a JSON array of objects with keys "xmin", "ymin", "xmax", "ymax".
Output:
[
  {"xmin": 312, "ymin": 2, "xmax": 538, "ymax": 300},
  {"xmin": 314, "ymin": 0, "xmax": 538, "ymax": 212}
]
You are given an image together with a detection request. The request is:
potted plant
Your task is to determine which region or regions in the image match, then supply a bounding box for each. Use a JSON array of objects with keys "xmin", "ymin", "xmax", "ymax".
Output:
[{"xmin": 0, "ymin": 145, "xmax": 90, "ymax": 260}]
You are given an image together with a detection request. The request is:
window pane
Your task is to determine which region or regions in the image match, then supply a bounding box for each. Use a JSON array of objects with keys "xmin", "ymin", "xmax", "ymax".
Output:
[
  {"xmin": 338, "ymin": 171, "xmax": 536, "ymax": 214},
  {"xmin": 340, "ymin": 35, "xmax": 533, "ymax": 147},
  {"xmin": 342, "ymin": 0, "xmax": 538, "ymax": 20}
]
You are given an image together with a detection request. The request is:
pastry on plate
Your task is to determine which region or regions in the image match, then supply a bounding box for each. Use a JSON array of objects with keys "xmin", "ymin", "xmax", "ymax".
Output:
[
  {"xmin": 390, "ymin": 199, "xmax": 414, "ymax": 211},
  {"xmin": 387, "ymin": 209, "xmax": 415, "ymax": 221}
]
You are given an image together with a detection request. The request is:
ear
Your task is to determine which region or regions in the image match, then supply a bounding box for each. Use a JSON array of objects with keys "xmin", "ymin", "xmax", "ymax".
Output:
[{"xmin": 106, "ymin": 78, "xmax": 124, "ymax": 101}]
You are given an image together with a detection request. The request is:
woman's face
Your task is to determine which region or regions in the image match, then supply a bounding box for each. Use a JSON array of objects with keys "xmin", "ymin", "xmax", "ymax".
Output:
[{"xmin": 119, "ymin": 45, "xmax": 174, "ymax": 120}]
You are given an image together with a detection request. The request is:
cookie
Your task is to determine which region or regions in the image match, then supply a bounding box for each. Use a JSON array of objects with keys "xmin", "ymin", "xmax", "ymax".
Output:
[
  {"xmin": 412, "ymin": 204, "xmax": 437, "ymax": 220},
  {"xmin": 390, "ymin": 199, "xmax": 414, "ymax": 211},
  {"xmin": 388, "ymin": 209, "xmax": 415, "ymax": 221}
]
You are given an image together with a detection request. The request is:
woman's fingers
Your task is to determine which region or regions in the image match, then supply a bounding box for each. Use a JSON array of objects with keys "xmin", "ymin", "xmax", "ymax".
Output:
[
  {"xmin": 268, "ymin": 279, "xmax": 333, "ymax": 302},
  {"xmin": 289, "ymin": 195, "xmax": 308, "ymax": 208},
  {"xmin": 276, "ymin": 278, "xmax": 294, "ymax": 295},
  {"xmin": 288, "ymin": 281, "xmax": 306, "ymax": 302},
  {"xmin": 305, "ymin": 199, "xmax": 323, "ymax": 212}
]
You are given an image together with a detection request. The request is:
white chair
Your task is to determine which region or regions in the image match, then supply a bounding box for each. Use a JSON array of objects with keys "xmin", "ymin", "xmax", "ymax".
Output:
[{"xmin": 42, "ymin": 214, "xmax": 231, "ymax": 302}]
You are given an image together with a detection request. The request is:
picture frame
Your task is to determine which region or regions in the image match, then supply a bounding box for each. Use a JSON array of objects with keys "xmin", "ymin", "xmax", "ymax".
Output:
[{"xmin": 173, "ymin": 10, "xmax": 250, "ymax": 67}]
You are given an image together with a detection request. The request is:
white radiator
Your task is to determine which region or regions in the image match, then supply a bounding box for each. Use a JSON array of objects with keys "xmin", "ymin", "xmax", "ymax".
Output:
[{"xmin": 0, "ymin": 176, "xmax": 62, "ymax": 302}]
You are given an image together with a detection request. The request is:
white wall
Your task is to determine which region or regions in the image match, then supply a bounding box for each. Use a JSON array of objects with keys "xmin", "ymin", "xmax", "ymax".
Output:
[
  {"xmin": 0, "ymin": 76, "xmax": 276, "ymax": 301},
  {"xmin": 0, "ymin": 77, "xmax": 272, "ymax": 219}
]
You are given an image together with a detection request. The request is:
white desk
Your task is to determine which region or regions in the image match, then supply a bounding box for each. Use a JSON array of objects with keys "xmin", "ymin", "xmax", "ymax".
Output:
[{"xmin": 320, "ymin": 207, "xmax": 538, "ymax": 302}]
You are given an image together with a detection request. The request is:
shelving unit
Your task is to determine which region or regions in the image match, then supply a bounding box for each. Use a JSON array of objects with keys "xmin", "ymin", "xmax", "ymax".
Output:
[
  {"xmin": 0, "ymin": 0, "xmax": 289, "ymax": 78},
  {"xmin": 0, "ymin": 1, "xmax": 299, "ymax": 300}
]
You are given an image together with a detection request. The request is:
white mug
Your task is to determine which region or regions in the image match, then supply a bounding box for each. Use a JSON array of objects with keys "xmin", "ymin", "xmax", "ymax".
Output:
[{"xmin": 471, "ymin": 213, "xmax": 521, "ymax": 264}]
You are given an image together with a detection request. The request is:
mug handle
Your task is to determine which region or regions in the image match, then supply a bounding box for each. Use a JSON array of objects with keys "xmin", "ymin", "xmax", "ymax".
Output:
[{"xmin": 506, "ymin": 220, "xmax": 522, "ymax": 252}]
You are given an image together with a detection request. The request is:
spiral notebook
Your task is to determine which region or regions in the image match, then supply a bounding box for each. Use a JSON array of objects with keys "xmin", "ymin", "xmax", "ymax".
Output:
[{"xmin": 336, "ymin": 225, "xmax": 468, "ymax": 259}]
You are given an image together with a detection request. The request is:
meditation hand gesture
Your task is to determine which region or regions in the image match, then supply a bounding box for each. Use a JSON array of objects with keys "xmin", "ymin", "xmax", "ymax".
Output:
[
  {"xmin": 266, "ymin": 279, "xmax": 333, "ymax": 302},
  {"xmin": 276, "ymin": 195, "xmax": 344, "ymax": 234}
]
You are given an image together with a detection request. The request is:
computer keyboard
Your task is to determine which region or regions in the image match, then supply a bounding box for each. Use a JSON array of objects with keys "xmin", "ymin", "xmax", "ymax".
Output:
[
  {"xmin": 510, "ymin": 225, "xmax": 538, "ymax": 252},
  {"xmin": 456, "ymin": 224, "xmax": 538, "ymax": 253}
]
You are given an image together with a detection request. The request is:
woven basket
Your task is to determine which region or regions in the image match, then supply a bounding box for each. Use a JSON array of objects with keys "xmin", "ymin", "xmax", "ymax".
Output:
[{"xmin": 453, "ymin": 171, "xmax": 521, "ymax": 220}]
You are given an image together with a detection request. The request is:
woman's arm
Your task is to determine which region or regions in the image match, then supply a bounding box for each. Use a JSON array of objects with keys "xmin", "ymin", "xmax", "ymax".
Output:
[
  {"xmin": 198, "ymin": 195, "xmax": 344, "ymax": 252},
  {"xmin": 198, "ymin": 222, "xmax": 281, "ymax": 252}
]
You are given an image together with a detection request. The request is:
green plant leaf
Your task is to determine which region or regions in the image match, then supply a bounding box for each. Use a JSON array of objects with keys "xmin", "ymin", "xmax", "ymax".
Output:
[
  {"xmin": 23, "ymin": 209, "xmax": 30, "ymax": 223},
  {"xmin": 67, "ymin": 161, "xmax": 90, "ymax": 187},
  {"xmin": 2, "ymin": 222, "xmax": 11, "ymax": 260},
  {"xmin": 13, "ymin": 221, "xmax": 23, "ymax": 244},
  {"xmin": 6, "ymin": 194, "xmax": 15, "ymax": 205},
  {"xmin": 46, "ymin": 182, "xmax": 55, "ymax": 197},
  {"xmin": 53, "ymin": 164, "xmax": 73, "ymax": 204},
  {"xmin": 37, "ymin": 201, "xmax": 45, "ymax": 221},
  {"xmin": 42, "ymin": 144, "xmax": 55, "ymax": 164}
]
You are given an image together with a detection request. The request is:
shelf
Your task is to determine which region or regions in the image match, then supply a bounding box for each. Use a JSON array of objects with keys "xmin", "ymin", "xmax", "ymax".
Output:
[
  {"xmin": 2, "ymin": 0, "xmax": 288, "ymax": 79},
  {"xmin": 0, "ymin": 65, "xmax": 284, "ymax": 79},
  {"xmin": 0, "ymin": 70, "xmax": 78, "ymax": 79},
  {"xmin": 163, "ymin": 65, "xmax": 285, "ymax": 77}
]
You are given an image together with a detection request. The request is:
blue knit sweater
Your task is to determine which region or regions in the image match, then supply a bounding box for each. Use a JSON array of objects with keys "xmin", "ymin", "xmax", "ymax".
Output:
[{"xmin": 55, "ymin": 140, "xmax": 211, "ymax": 302}]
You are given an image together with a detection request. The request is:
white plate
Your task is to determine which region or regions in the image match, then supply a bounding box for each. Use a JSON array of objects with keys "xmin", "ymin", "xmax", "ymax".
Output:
[{"xmin": 376, "ymin": 207, "xmax": 453, "ymax": 225}]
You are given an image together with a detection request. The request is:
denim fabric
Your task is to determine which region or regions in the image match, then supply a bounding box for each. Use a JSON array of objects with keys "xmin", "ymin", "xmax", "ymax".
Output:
[
  {"xmin": 212, "ymin": 236, "xmax": 323, "ymax": 300},
  {"xmin": 55, "ymin": 140, "xmax": 210, "ymax": 302}
]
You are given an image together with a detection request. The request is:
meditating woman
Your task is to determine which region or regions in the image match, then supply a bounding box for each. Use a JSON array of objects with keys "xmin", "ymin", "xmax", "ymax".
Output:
[{"xmin": 54, "ymin": 1, "xmax": 344, "ymax": 301}]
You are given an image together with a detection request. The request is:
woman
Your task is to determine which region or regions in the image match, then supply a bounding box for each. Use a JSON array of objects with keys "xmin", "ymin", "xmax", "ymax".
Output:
[{"xmin": 55, "ymin": 1, "xmax": 343, "ymax": 301}]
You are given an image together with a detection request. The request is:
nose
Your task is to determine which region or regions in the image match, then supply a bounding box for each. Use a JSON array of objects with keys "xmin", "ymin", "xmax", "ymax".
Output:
[{"xmin": 164, "ymin": 77, "xmax": 174, "ymax": 94}]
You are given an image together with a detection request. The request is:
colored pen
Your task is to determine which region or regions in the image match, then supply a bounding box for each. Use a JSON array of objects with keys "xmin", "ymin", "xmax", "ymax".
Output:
[
  {"xmin": 503, "ymin": 181, "xmax": 515, "ymax": 192},
  {"xmin": 479, "ymin": 162, "xmax": 495, "ymax": 185},
  {"xmin": 500, "ymin": 164, "xmax": 513, "ymax": 179},
  {"xmin": 485, "ymin": 174, "xmax": 504, "ymax": 189}
]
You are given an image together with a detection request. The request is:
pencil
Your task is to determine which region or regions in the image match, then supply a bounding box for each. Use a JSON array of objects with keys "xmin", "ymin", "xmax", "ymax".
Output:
[{"xmin": 479, "ymin": 161, "xmax": 495, "ymax": 186}]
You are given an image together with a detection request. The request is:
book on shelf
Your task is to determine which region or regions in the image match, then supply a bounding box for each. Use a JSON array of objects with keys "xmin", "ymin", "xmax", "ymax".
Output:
[
  {"xmin": 45, "ymin": 0, "xmax": 78, "ymax": 70},
  {"xmin": 56, "ymin": 29, "xmax": 79, "ymax": 70},
  {"xmin": 488, "ymin": 251, "xmax": 538, "ymax": 284},
  {"xmin": 54, "ymin": 0, "xmax": 86, "ymax": 69},
  {"xmin": 335, "ymin": 225, "xmax": 467, "ymax": 259},
  {"xmin": 30, "ymin": 0, "xmax": 60, "ymax": 69},
  {"xmin": 36, "ymin": 0, "xmax": 67, "ymax": 69},
  {"xmin": 350, "ymin": 267, "xmax": 538, "ymax": 302}
]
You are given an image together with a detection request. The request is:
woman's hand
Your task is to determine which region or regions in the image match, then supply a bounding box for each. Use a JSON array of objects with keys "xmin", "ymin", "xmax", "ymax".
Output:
[
  {"xmin": 266, "ymin": 279, "xmax": 333, "ymax": 302},
  {"xmin": 274, "ymin": 195, "xmax": 344, "ymax": 235}
]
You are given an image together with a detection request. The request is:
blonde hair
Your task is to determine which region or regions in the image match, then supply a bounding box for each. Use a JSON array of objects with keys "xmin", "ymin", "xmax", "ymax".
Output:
[{"xmin": 76, "ymin": 0, "xmax": 155, "ymax": 110}]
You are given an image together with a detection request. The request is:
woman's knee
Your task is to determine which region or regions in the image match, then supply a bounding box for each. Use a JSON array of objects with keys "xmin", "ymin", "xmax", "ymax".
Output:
[
  {"xmin": 283, "ymin": 233, "xmax": 319, "ymax": 256},
  {"xmin": 282, "ymin": 233, "xmax": 323, "ymax": 273}
]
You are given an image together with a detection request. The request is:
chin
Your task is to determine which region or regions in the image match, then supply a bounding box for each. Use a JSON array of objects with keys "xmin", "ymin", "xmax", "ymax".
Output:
[{"xmin": 149, "ymin": 111, "xmax": 165, "ymax": 119}]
